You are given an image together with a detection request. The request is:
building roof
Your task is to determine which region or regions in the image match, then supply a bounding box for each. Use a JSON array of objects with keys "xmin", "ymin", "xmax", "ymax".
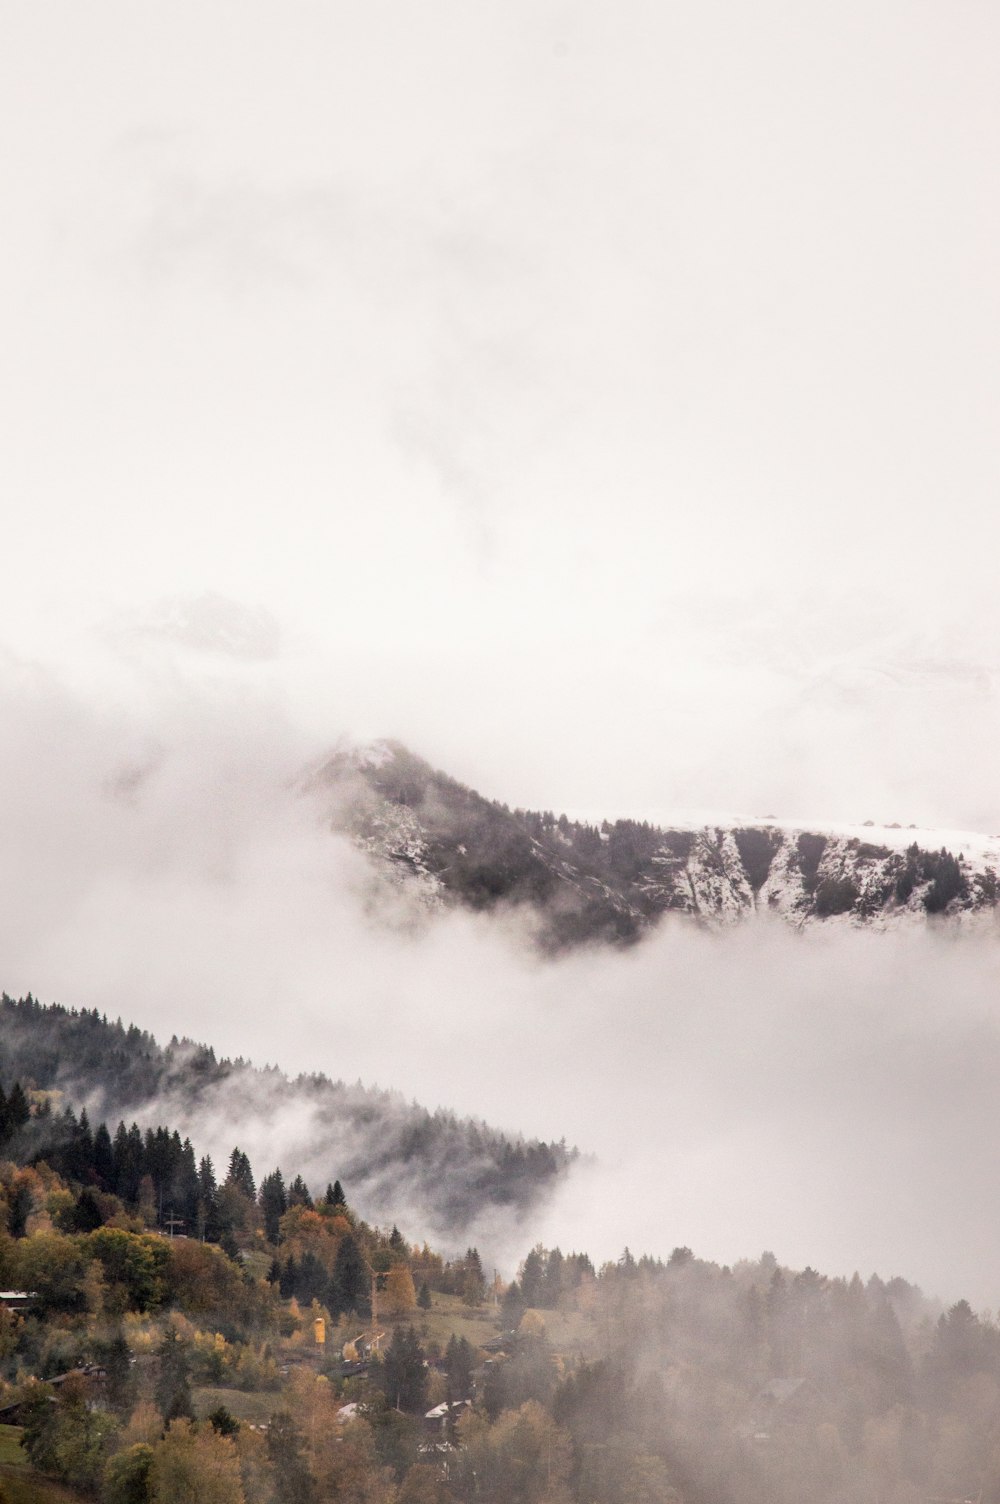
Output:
[{"xmin": 424, "ymin": 1400, "xmax": 472, "ymax": 1421}]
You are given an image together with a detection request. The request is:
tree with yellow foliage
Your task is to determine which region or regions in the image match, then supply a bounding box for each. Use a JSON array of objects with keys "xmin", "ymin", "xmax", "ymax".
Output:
[
  {"xmin": 150, "ymin": 1419, "xmax": 244, "ymax": 1504},
  {"xmin": 382, "ymin": 1263, "xmax": 417, "ymax": 1317}
]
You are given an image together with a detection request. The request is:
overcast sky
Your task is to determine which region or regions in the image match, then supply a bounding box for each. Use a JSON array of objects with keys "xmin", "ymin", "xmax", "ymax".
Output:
[
  {"xmin": 3, "ymin": 0, "xmax": 999, "ymax": 827},
  {"xmin": 3, "ymin": 3, "xmax": 1000, "ymax": 1301}
]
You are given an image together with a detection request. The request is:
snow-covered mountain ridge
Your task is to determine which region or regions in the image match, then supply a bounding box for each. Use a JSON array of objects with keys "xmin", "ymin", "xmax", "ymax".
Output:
[{"xmin": 311, "ymin": 742, "xmax": 1000, "ymax": 945}]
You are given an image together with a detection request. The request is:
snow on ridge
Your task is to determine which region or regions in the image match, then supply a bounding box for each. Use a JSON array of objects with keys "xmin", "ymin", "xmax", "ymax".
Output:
[{"xmin": 566, "ymin": 808, "xmax": 1000, "ymax": 867}]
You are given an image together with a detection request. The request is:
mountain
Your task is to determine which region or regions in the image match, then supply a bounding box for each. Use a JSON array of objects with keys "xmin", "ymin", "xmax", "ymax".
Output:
[
  {"xmin": 0, "ymin": 993, "xmax": 574, "ymax": 1243},
  {"xmin": 311, "ymin": 741, "xmax": 1000, "ymax": 946}
]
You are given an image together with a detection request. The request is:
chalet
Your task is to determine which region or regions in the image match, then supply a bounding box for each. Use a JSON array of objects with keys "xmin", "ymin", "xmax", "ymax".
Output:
[
  {"xmin": 739, "ymin": 1376, "xmax": 824, "ymax": 1443},
  {"xmin": 423, "ymin": 1399, "xmax": 472, "ymax": 1439},
  {"xmin": 0, "ymin": 1365, "xmax": 109, "ymax": 1425},
  {"xmin": 0, "ymin": 1291, "xmax": 35, "ymax": 1313}
]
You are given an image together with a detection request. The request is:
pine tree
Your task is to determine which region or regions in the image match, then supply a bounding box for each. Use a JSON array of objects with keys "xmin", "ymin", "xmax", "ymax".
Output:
[
  {"xmin": 266, "ymin": 1412, "xmax": 314, "ymax": 1504},
  {"xmin": 462, "ymin": 1247, "xmax": 485, "ymax": 1307},
  {"xmin": 155, "ymin": 1328, "xmax": 194, "ymax": 1423},
  {"xmin": 197, "ymin": 1155, "xmax": 220, "ymax": 1242},
  {"xmin": 520, "ymin": 1247, "xmax": 545, "ymax": 1307},
  {"xmin": 93, "ymin": 1122, "xmax": 114, "ymax": 1189},
  {"xmin": 259, "ymin": 1170, "xmax": 288, "ymax": 1243},
  {"xmin": 382, "ymin": 1326, "xmax": 428, "ymax": 1413},
  {"xmin": 279, "ymin": 1257, "xmax": 298, "ymax": 1299},
  {"xmin": 225, "ymin": 1147, "xmax": 256, "ymax": 1200},
  {"xmin": 287, "ymin": 1174, "xmax": 312, "ymax": 1209},
  {"xmin": 329, "ymin": 1233, "xmax": 369, "ymax": 1318}
]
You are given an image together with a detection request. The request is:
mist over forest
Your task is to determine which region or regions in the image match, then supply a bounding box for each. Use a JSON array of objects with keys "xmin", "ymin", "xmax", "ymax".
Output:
[
  {"xmin": 4, "ymin": 5, "xmax": 1000, "ymax": 1496},
  {"xmin": 2, "ymin": 662, "xmax": 1000, "ymax": 1305}
]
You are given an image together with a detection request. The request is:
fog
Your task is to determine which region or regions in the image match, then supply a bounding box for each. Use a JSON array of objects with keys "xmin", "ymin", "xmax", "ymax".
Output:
[
  {"xmin": 4, "ymin": 1, "xmax": 1000, "ymax": 828},
  {"xmin": 4, "ymin": 0, "xmax": 1000, "ymax": 1324},
  {"xmin": 3, "ymin": 656, "xmax": 1000, "ymax": 1305}
]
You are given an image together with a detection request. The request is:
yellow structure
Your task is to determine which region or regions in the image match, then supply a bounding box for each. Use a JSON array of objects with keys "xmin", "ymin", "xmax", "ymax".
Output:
[{"xmin": 313, "ymin": 1317, "xmax": 326, "ymax": 1346}]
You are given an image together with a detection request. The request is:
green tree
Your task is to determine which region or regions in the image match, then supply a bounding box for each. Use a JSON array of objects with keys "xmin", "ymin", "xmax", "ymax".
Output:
[
  {"xmin": 329, "ymin": 1232, "xmax": 369, "ymax": 1318},
  {"xmin": 226, "ymin": 1149, "xmax": 256, "ymax": 1201},
  {"xmin": 104, "ymin": 1442, "xmax": 155, "ymax": 1504},
  {"xmin": 287, "ymin": 1175, "xmax": 312, "ymax": 1209},
  {"xmin": 445, "ymin": 1335, "xmax": 475, "ymax": 1401},
  {"xmin": 380, "ymin": 1326, "xmax": 428, "ymax": 1414},
  {"xmin": 462, "ymin": 1247, "xmax": 485, "ymax": 1307},
  {"xmin": 155, "ymin": 1328, "xmax": 194, "ymax": 1424},
  {"xmin": 258, "ymin": 1171, "xmax": 287, "ymax": 1245},
  {"xmin": 519, "ymin": 1247, "xmax": 544, "ymax": 1308},
  {"xmin": 209, "ymin": 1407, "xmax": 241, "ymax": 1439},
  {"xmin": 21, "ymin": 1373, "xmax": 118, "ymax": 1493},
  {"xmin": 265, "ymin": 1412, "xmax": 314, "ymax": 1504},
  {"xmin": 86, "ymin": 1227, "xmax": 170, "ymax": 1312}
]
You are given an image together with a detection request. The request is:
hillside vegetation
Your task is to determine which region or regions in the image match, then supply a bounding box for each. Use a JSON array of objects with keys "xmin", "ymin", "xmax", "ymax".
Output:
[
  {"xmin": 0, "ymin": 1020, "xmax": 996, "ymax": 1503},
  {"xmin": 0, "ymin": 995, "xmax": 573, "ymax": 1238},
  {"xmin": 314, "ymin": 741, "xmax": 1000, "ymax": 947}
]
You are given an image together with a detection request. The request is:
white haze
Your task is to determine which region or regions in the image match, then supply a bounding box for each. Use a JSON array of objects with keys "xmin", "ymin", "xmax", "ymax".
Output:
[
  {"xmin": 3, "ymin": 657, "xmax": 1000, "ymax": 1306},
  {"xmin": 3, "ymin": 0, "xmax": 1000, "ymax": 1312},
  {"xmin": 3, "ymin": 1, "xmax": 1000, "ymax": 829}
]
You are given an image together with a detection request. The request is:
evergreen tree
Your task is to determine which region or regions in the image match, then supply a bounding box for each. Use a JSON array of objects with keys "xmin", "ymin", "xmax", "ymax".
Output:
[
  {"xmin": 542, "ymin": 1247, "xmax": 563, "ymax": 1308},
  {"xmin": 172, "ymin": 1138, "xmax": 200, "ymax": 1225},
  {"xmin": 445, "ymin": 1335, "xmax": 475, "ymax": 1400},
  {"xmin": 295, "ymin": 1252, "xmax": 328, "ymax": 1305},
  {"xmin": 381, "ymin": 1326, "xmax": 428, "ymax": 1414},
  {"xmin": 225, "ymin": 1147, "xmax": 256, "ymax": 1200},
  {"xmin": 329, "ymin": 1233, "xmax": 369, "ymax": 1317},
  {"xmin": 93, "ymin": 1122, "xmax": 114, "ymax": 1189},
  {"xmin": 266, "ymin": 1412, "xmax": 314, "ymax": 1504},
  {"xmin": 259, "ymin": 1170, "xmax": 288, "ymax": 1244},
  {"xmin": 208, "ymin": 1406, "xmax": 240, "ymax": 1438},
  {"xmin": 7, "ymin": 1082, "xmax": 30, "ymax": 1135},
  {"xmin": 502, "ymin": 1280, "xmax": 525, "ymax": 1327},
  {"xmin": 520, "ymin": 1247, "xmax": 545, "ymax": 1307},
  {"xmin": 72, "ymin": 1189, "xmax": 103, "ymax": 1233},
  {"xmin": 462, "ymin": 1246, "xmax": 485, "ymax": 1306},
  {"xmin": 279, "ymin": 1257, "xmax": 298, "ymax": 1299},
  {"xmin": 197, "ymin": 1155, "xmax": 220, "ymax": 1242},
  {"xmin": 287, "ymin": 1174, "xmax": 312, "ymax": 1209},
  {"xmin": 155, "ymin": 1328, "xmax": 194, "ymax": 1423}
]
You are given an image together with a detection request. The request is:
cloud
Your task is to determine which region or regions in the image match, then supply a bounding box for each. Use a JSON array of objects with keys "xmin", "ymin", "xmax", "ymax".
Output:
[
  {"xmin": 2, "ymin": 655, "xmax": 1000, "ymax": 1302},
  {"xmin": 109, "ymin": 593, "xmax": 283, "ymax": 662}
]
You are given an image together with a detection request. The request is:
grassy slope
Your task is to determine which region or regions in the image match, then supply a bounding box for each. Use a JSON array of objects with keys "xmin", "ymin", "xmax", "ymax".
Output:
[{"xmin": 0, "ymin": 1427, "xmax": 85, "ymax": 1504}]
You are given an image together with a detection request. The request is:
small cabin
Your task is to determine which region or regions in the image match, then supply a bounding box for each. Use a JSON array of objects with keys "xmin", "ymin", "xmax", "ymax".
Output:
[
  {"xmin": 0, "ymin": 1291, "xmax": 35, "ymax": 1313},
  {"xmin": 423, "ymin": 1399, "xmax": 472, "ymax": 1438}
]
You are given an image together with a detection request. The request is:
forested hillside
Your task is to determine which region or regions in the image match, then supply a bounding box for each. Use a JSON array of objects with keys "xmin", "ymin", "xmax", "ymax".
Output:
[
  {"xmin": 0, "ymin": 995, "xmax": 573, "ymax": 1237},
  {"xmin": 0, "ymin": 1068, "xmax": 995, "ymax": 1504},
  {"xmin": 314, "ymin": 741, "xmax": 1000, "ymax": 947}
]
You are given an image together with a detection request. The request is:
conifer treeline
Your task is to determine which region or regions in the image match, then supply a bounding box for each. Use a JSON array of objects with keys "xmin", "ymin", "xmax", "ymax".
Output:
[
  {"xmin": 0, "ymin": 993, "xmax": 574, "ymax": 1223},
  {"xmin": 0, "ymin": 1073, "xmax": 496, "ymax": 1322}
]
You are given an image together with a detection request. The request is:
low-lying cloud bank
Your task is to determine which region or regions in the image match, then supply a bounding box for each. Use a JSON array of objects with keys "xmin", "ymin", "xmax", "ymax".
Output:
[{"xmin": 2, "ymin": 659, "xmax": 1000, "ymax": 1304}]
